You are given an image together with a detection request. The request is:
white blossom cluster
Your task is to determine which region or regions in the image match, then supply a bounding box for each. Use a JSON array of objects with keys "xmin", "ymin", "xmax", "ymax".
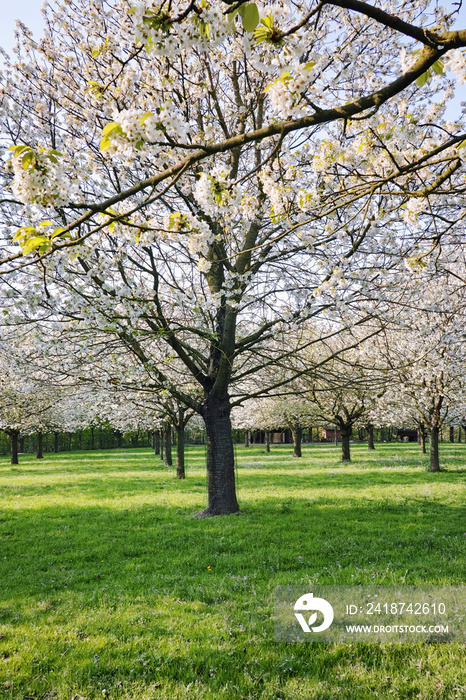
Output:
[
  {"xmin": 266, "ymin": 62, "xmax": 319, "ymax": 119},
  {"xmin": 403, "ymin": 197, "xmax": 426, "ymax": 224},
  {"xmin": 399, "ymin": 48, "xmax": 418, "ymax": 73},
  {"xmin": 311, "ymin": 139, "xmax": 344, "ymax": 175},
  {"xmin": 259, "ymin": 170, "xmax": 291, "ymax": 217},
  {"xmin": 106, "ymin": 105, "xmax": 191, "ymax": 158},
  {"xmin": 308, "ymin": 111, "xmax": 462, "ymax": 215},
  {"xmin": 193, "ymin": 170, "xmax": 243, "ymax": 217},
  {"xmin": 185, "ymin": 213, "xmax": 216, "ymax": 268},
  {"xmin": 239, "ymin": 192, "xmax": 261, "ymax": 221},
  {"xmin": 9, "ymin": 149, "xmax": 78, "ymax": 207},
  {"xmin": 444, "ymin": 49, "xmax": 466, "ymax": 85},
  {"xmin": 193, "ymin": 172, "xmax": 220, "ymax": 214},
  {"xmin": 129, "ymin": 0, "xmax": 232, "ymax": 56},
  {"xmin": 162, "ymin": 208, "xmax": 216, "ymax": 272}
]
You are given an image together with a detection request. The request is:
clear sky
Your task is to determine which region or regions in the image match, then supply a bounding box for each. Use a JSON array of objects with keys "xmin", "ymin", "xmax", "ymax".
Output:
[{"xmin": 0, "ymin": 1, "xmax": 44, "ymax": 54}]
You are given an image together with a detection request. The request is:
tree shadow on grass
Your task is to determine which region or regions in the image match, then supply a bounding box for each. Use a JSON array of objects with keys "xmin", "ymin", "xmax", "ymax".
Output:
[{"xmin": 1, "ymin": 497, "xmax": 464, "ymax": 600}]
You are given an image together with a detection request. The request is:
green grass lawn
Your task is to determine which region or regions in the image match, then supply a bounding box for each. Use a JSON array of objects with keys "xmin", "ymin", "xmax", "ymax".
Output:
[{"xmin": 0, "ymin": 442, "xmax": 465, "ymax": 699}]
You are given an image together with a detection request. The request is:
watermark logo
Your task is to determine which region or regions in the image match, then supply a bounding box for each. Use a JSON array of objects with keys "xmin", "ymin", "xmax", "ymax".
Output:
[
  {"xmin": 294, "ymin": 592, "xmax": 334, "ymax": 633},
  {"xmin": 275, "ymin": 586, "xmax": 466, "ymax": 642}
]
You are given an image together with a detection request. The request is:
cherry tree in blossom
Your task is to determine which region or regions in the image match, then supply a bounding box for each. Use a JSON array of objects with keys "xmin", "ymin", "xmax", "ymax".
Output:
[
  {"xmin": 372, "ymin": 270, "xmax": 466, "ymax": 471},
  {"xmin": 1, "ymin": 0, "xmax": 466, "ymax": 512}
]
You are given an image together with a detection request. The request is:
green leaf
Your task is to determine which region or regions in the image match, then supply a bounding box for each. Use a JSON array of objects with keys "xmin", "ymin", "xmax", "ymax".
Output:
[
  {"xmin": 22, "ymin": 236, "xmax": 50, "ymax": 255},
  {"xmin": 99, "ymin": 136, "xmax": 112, "ymax": 152},
  {"xmin": 261, "ymin": 14, "xmax": 274, "ymax": 29},
  {"xmin": 432, "ymin": 59, "xmax": 445, "ymax": 76},
  {"xmin": 92, "ymin": 45, "xmax": 103, "ymax": 57},
  {"xmin": 139, "ymin": 111, "xmax": 153, "ymax": 125},
  {"xmin": 239, "ymin": 3, "xmax": 259, "ymax": 32},
  {"xmin": 21, "ymin": 152, "xmax": 34, "ymax": 170},
  {"xmin": 406, "ymin": 255, "xmax": 427, "ymax": 269},
  {"xmin": 14, "ymin": 227, "xmax": 36, "ymax": 243},
  {"xmin": 100, "ymin": 125, "xmax": 123, "ymax": 151},
  {"xmin": 88, "ymin": 80, "xmax": 104, "ymax": 95},
  {"xmin": 145, "ymin": 35, "xmax": 154, "ymax": 53},
  {"xmin": 102, "ymin": 122, "xmax": 123, "ymax": 138},
  {"xmin": 282, "ymin": 71, "xmax": 293, "ymax": 82},
  {"xmin": 253, "ymin": 27, "xmax": 269, "ymax": 43},
  {"xmin": 227, "ymin": 8, "xmax": 239, "ymax": 23},
  {"xmin": 168, "ymin": 212, "xmax": 188, "ymax": 231},
  {"xmin": 51, "ymin": 227, "xmax": 68, "ymax": 239},
  {"xmin": 416, "ymin": 70, "xmax": 430, "ymax": 88},
  {"xmin": 9, "ymin": 144, "xmax": 32, "ymax": 158}
]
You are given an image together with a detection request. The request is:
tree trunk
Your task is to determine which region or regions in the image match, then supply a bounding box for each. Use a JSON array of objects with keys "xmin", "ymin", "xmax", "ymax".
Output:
[
  {"xmin": 176, "ymin": 425, "xmax": 186, "ymax": 479},
  {"xmin": 244, "ymin": 430, "xmax": 250, "ymax": 447},
  {"xmin": 421, "ymin": 432, "xmax": 427, "ymax": 454},
  {"xmin": 265, "ymin": 430, "xmax": 270, "ymax": 453},
  {"xmin": 449, "ymin": 426, "xmax": 455, "ymax": 443},
  {"xmin": 18, "ymin": 435, "xmax": 25, "ymax": 453},
  {"xmin": 37, "ymin": 431, "xmax": 44, "ymax": 459},
  {"xmin": 90, "ymin": 427, "xmax": 94, "ymax": 450},
  {"xmin": 10, "ymin": 430, "xmax": 19, "ymax": 465},
  {"xmin": 200, "ymin": 394, "xmax": 239, "ymax": 516},
  {"xmin": 334, "ymin": 425, "xmax": 338, "ymax": 445},
  {"xmin": 154, "ymin": 430, "xmax": 160, "ymax": 455},
  {"xmin": 367, "ymin": 424, "xmax": 375, "ymax": 450},
  {"xmin": 459, "ymin": 426, "xmax": 462, "ymax": 443},
  {"xmin": 428, "ymin": 425, "xmax": 440, "ymax": 472},
  {"xmin": 340, "ymin": 425, "xmax": 352, "ymax": 462},
  {"xmin": 160, "ymin": 432, "xmax": 164, "ymax": 462},
  {"xmin": 54, "ymin": 431, "xmax": 59, "ymax": 453},
  {"xmin": 419, "ymin": 424, "xmax": 427, "ymax": 454},
  {"xmin": 164, "ymin": 424, "xmax": 172, "ymax": 467},
  {"xmin": 292, "ymin": 427, "xmax": 302, "ymax": 458}
]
